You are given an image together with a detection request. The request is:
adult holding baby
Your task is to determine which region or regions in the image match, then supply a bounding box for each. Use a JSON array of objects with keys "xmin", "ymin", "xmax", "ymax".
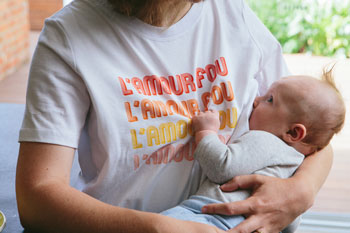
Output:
[{"xmin": 16, "ymin": 0, "xmax": 333, "ymax": 232}]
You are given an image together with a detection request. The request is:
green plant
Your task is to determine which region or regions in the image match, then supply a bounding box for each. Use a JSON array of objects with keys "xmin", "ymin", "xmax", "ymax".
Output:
[{"xmin": 247, "ymin": 0, "xmax": 350, "ymax": 58}]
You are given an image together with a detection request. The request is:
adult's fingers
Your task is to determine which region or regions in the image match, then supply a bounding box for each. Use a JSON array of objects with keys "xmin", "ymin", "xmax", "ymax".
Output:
[
  {"xmin": 202, "ymin": 198, "xmax": 255, "ymax": 216},
  {"xmin": 226, "ymin": 215, "xmax": 262, "ymax": 233},
  {"xmin": 220, "ymin": 174, "xmax": 264, "ymax": 192}
]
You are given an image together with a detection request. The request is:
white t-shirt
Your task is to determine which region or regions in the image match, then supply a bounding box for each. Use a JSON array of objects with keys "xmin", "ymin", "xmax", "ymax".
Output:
[{"xmin": 19, "ymin": 0, "xmax": 289, "ymax": 212}]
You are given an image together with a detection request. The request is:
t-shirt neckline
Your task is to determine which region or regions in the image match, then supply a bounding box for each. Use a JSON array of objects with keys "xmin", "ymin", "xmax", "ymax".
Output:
[{"xmin": 94, "ymin": 0, "xmax": 204, "ymax": 41}]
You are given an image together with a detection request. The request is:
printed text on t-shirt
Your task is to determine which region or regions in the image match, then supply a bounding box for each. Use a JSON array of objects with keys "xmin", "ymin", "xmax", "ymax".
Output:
[{"xmin": 117, "ymin": 57, "xmax": 238, "ymax": 170}]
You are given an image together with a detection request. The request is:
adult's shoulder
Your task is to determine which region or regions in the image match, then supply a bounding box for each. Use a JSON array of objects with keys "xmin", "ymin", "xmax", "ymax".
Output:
[
  {"xmin": 208, "ymin": 0, "xmax": 282, "ymax": 61},
  {"xmin": 42, "ymin": 0, "xmax": 118, "ymax": 38},
  {"xmin": 238, "ymin": 0, "xmax": 282, "ymax": 61},
  {"xmin": 44, "ymin": 0, "xmax": 100, "ymax": 27}
]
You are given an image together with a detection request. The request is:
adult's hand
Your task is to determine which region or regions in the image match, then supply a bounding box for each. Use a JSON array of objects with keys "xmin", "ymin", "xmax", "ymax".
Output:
[
  {"xmin": 202, "ymin": 145, "xmax": 333, "ymax": 233},
  {"xmin": 201, "ymin": 174, "xmax": 313, "ymax": 233}
]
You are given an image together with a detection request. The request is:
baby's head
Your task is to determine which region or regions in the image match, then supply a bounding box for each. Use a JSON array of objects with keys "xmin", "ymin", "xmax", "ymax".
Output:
[{"xmin": 249, "ymin": 70, "xmax": 346, "ymax": 155}]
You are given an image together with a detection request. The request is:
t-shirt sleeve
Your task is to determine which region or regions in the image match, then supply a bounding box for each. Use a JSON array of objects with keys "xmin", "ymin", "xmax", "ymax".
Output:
[
  {"xmin": 242, "ymin": 0, "xmax": 291, "ymax": 96},
  {"xmin": 19, "ymin": 19, "xmax": 90, "ymax": 148}
]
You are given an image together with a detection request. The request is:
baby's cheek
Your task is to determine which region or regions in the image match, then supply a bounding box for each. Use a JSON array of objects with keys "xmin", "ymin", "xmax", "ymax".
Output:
[{"xmin": 248, "ymin": 114, "xmax": 257, "ymax": 130}]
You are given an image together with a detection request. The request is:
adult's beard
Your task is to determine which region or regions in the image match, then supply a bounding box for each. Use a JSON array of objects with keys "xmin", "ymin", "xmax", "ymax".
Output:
[{"xmin": 106, "ymin": 0, "xmax": 201, "ymax": 26}]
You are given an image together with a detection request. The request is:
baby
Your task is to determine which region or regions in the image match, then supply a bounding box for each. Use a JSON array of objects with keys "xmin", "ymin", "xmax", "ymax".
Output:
[{"xmin": 161, "ymin": 70, "xmax": 346, "ymax": 232}]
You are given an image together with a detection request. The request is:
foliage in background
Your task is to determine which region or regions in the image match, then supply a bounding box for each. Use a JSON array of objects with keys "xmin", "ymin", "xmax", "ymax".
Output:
[{"xmin": 246, "ymin": 0, "xmax": 350, "ymax": 58}]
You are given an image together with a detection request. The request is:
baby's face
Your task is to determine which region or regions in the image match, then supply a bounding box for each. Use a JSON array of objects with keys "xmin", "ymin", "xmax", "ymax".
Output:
[{"xmin": 249, "ymin": 76, "xmax": 312, "ymax": 137}]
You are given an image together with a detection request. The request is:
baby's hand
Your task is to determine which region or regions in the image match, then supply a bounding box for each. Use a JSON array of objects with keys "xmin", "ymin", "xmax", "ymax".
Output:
[{"xmin": 192, "ymin": 110, "xmax": 220, "ymax": 133}]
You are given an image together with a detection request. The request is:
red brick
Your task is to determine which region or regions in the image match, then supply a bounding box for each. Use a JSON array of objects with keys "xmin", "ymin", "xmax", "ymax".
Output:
[
  {"xmin": 28, "ymin": 0, "xmax": 63, "ymax": 30},
  {"xmin": 0, "ymin": 0, "xmax": 29, "ymax": 81}
]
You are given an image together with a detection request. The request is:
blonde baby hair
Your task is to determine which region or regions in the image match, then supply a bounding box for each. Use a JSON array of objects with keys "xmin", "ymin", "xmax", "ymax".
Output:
[{"xmin": 301, "ymin": 63, "xmax": 346, "ymax": 151}]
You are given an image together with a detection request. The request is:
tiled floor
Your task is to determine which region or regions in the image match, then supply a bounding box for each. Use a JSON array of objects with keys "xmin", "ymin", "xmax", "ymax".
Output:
[{"xmin": 1, "ymin": 31, "xmax": 349, "ymax": 231}]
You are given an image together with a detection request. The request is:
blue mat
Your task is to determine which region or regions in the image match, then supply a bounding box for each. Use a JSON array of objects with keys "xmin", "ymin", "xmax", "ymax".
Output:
[
  {"xmin": 0, "ymin": 103, "xmax": 25, "ymax": 233},
  {"xmin": 0, "ymin": 103, "xmax": 81, "ymax": 233}
]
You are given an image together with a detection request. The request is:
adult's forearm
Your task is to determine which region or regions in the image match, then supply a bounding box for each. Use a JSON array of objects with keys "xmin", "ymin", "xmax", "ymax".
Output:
[
  {"xmin": 16, "ymin": 142, "xmax": 225, "ymax": 233},
  {"xmin": 17, "ymin": 181, "xmax": 227, "ymax": 233},
  {"xmin": 292, "ymin": 145, "xmax": 333, "ymax": 205},
  {"xmin": 16, "ymin": 181, "xmax": 159, "ymax": 233}
]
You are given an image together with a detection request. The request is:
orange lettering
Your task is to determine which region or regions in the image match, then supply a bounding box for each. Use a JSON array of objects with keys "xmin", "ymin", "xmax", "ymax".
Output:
[
  {"xmin": 187, "ymin": 99, "xmax": 200, "ymax": 117},
  {"xmin": 118, "ymin": 77, "xmax": 133, "ymax": 95},
  {"xmin": 143, "ymin": 75, "xmax": 162, "ymax": 96},
  {"xmin": 179, "ymin": 101, "xmax": 190, "ymax": 118},
  {"xmin": 169, "ymin": 75, "xmax": 183, "ymax": 95},
  {"xmin": 132, "ymin": 77, "xmax": 146, "ymax": 95},
  {"xmin": 196, "ymin": 67, "xmax": 206, "ymax": 88},
  {"xmin": 146, "ymin": 151, "xmax": 158, "ymax": 164},
  {"xmin": 201, "ymin": 92, "xmax": 211, "ymax": 111},
  {"xmin": 153, "ymin": 100, "xmax": 168, "ymax": 117},
  {"xmin": 181, "ymin": 73, "xmax": 196, "ymax": 93},
  {"xmin": 160, "ymin": 76, "xmax": 172, "ymax": 94},
  {"xmin": 163, "ymin": 144, "xmax": 175, "ymax": 163},
  {"xmin": 181, "ymin": 143, "xmax": 192, "ymax": 161},
  {"xmin": 124, "ymin": 102, "xmax": 138, "ymax": 122},
  {"xmin": 212, "ymin": 85, "xmax": 224, "ymax": 105},
  {"xmin": 221, "ymin": 81, "xmax": 234, "ymax": 102},
  {"xmin": 185, "ymin": 142, "xmax": 195, "ymax": 161},
  {"xmin": 205, "ymin": 64, "xmax": 217, "ymax": 82},
  {"xmin": 170, "ymin": 144, "xmax": 184, "ymax": 162},
  {"xmin": 216, "ymin": 57, "xmax": 228, "ymax": 76},
  {"xmin": 166, "ymin": 100, "xmax": 178, "ymax": 115},
  {"xmin": 141, "ymin": 99, "xmax": 155, "ymax": 120}
]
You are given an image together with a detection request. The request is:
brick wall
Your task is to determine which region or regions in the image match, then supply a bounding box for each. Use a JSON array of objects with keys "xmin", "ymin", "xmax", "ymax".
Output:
[
  {"xmin": 0, "ymin": 0, "xmax": 30, "ymax": 81},
  {"xmin": 28, "ymin": 0, "xmax": 63, "ymax": 30}
]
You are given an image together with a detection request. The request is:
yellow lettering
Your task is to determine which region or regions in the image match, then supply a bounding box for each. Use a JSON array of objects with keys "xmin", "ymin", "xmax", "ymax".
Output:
[
  {"xmin": 227, "ymin": 107, "xmax": 237, "ymax": 128},
  {"xmin": 219, "ymin": 110, "xmax": 226, "ymax": 130},
  {"xmin": 159, "ymin": 122, "xmax": 176, "ymax": 144},
  {"xmin": 130, "ymin": 129, "xmax": 143, "ymax": 149},
  {"xmin": 176, "ymin": 120, "xmax": 187, "ymax": 139},
  {"xmin": 147, "ymin": 126, "xmax": 160, "ymax": 146}
]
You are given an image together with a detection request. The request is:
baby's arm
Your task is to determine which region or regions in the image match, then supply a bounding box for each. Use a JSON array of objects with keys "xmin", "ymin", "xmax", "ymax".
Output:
[
  {"xmin": 193, "ymin": 114, "xmax": 302, "ymax": 184},
  {"xmin": 192, "ymin": 110, "xmax": 257, "ymax": 184},
  {"xmin": 192, "ymin": 110, "xmax": 221, "ymax": 145},
  {"xmin": 192, "ymin": 110, "xmax": 250, "ymax": 183}
]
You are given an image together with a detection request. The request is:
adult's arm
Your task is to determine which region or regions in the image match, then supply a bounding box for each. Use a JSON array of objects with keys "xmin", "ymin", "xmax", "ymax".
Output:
[
  {"xmin": 201, "ymin": 145, "xmax": 333, "ymax": 233},
  {"xmin": 16, "ymin": 142, "xmax": 225, "ymax": 233}
]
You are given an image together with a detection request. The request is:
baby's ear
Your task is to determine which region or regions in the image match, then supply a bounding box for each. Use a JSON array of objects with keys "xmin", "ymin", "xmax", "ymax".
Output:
[{"xmin": 283, "ymin": 123, "xmax": 307, "ymax": 143}]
